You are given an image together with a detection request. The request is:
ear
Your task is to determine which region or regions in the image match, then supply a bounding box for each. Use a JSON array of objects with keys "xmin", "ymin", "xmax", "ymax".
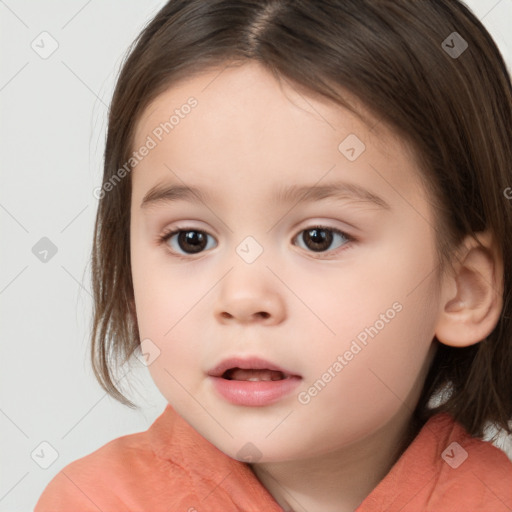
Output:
[{"xmin": 435, "ymin": 231, "xmax": 503, "ymax": 348}]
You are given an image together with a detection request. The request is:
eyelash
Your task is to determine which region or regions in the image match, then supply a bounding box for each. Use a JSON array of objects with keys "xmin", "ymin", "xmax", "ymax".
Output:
[{"xmin": 157, "ymin": 224, "xmax": 356, "ymax": 260}]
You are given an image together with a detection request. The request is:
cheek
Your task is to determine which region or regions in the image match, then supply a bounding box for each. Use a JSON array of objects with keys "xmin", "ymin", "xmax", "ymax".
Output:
[
  {"xmin": 288, "ymin": 293, "xmax": 439, "ymax": 456},
  {"xmin": 298, "ymin": 229, "xmax": 440, "ymax": 408},
  {"xmin": 130, "ymin": 239, "xmax": 202, "ymax": 384},
  {"xmin": 345, "ymin": 231, "xmax": 440, "ymax": 388},
  {"xmin": 131, "ymin": 231, "xmax": 192, "ymax": 335},
  {"xmin": 295, "ymin": 227, "xmax": 438, "ymax": 356}
]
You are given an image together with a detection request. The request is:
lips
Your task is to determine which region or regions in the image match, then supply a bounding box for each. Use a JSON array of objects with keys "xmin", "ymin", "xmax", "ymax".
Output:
[
  {"xmin": 207, "ymin": 357, "xmax": 300, "ymax": 381},
  {"xmin": 208, "ymin": 357, "xmax": 302, "ymax": 407},
  {"xmin": 207, "ymin": 357, "xmax": 302, "ymax": 406}
]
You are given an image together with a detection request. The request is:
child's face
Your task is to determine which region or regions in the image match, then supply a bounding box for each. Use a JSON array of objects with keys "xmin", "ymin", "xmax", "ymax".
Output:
[{"xmin": 130, "ymin": 61, "xmax": 443, "ymax": 462}]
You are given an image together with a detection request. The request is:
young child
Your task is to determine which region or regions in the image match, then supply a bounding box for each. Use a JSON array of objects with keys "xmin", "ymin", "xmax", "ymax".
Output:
[{"xmin": 35, "ymin": 0, "xmax": 512, "ymax": 510}]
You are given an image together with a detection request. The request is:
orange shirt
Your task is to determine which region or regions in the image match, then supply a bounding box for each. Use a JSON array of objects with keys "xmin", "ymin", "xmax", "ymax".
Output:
[{"xmin": 35, "ymin": 404, "xmax": 512, "ymax": 511}]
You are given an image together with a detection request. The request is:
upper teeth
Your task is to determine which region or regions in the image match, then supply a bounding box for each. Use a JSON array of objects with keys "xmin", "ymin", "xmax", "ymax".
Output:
[{"xmin": 226, "ymin": 368, "xmax": 285, "ymax": 381}]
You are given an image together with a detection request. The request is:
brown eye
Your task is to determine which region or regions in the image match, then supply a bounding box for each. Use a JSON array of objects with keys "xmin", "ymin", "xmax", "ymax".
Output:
[
  {"xmin": 162, "ymin": 229, "xmax": 216, "ymax": 255},
  {"xmin": 294, "ymin": 226, "xmax": 351, "ymax": 254}
]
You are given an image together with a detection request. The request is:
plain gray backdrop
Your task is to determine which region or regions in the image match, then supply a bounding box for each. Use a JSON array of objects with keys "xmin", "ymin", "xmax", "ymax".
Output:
[{"xmin": 1, "ymin": 1, "xmax": 511, "ymax": 510}]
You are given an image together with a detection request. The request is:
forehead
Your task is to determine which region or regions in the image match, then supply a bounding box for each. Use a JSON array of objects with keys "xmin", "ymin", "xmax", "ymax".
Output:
[
  {"xmin": 130, "ymin": 61, "xmax": 425, "ymax": 210},
  {"xmin": 134, "ymin": 61, "xmax": 397, "ymax": 150}
]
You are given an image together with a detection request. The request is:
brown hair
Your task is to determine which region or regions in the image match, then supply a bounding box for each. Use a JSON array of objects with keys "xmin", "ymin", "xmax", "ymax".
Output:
[{"xmin": 91, "ymin": 0, "xmax": 512, "ymax": 438}]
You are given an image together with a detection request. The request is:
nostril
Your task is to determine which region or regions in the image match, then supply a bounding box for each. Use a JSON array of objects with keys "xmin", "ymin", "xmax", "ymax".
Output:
[{"xmin": 219, "ymin": 311, "xmax": 269, "ymax": 320}]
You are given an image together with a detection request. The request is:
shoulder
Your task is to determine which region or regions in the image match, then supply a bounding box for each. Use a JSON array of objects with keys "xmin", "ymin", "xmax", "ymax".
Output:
[
  {"xmin": 34, "ymin": 406, "xmax": 190, "ymax": 512},
  {"xmin": 360, "ymin": 413, "xmax": 512, "ymax": 511},
  {"xmin": 420, "ymin": 413, "xmax": 512, "ymax": 509},
  {"xmin": 429, "ymin": 413, "xmax": 512, "ymax": 473},
  {"xmin": 34, "ymin": 428, "xmax": 157, "ymax": 511}
]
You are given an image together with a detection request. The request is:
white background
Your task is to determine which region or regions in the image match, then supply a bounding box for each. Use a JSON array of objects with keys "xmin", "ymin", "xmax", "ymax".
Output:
[{"xmin": 1, "ymin": 1, "xmax": 511, "ymax": 510}]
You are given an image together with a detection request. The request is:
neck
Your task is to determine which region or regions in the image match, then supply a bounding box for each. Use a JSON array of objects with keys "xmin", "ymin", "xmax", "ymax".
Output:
[{"xmin": 250, "ymin": 406, "xmax": 422, "ymax": 512}]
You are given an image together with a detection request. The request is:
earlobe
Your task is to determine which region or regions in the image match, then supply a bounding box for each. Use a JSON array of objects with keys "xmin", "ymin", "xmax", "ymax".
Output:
[{"xmin": 435, "ymin": 231, "xmax": 503, "ymax": 348}]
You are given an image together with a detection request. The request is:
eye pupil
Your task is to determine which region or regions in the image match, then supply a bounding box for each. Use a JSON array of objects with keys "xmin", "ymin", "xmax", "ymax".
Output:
[
  {"xmin": 178, "ymin": 230, "xmax": 207, "ymax": 253},
  {"xmin": 304, "ymin": 228, "xmax": 333, "ymax": 251}
]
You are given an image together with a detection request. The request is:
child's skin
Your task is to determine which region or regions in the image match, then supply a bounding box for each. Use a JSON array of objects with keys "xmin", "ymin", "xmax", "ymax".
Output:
[{"xmin": 129, "ymin": 61, "xmax": 502, "ymax": 511}]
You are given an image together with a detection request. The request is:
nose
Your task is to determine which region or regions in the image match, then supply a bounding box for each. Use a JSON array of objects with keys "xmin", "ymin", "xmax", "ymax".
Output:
[{"xmin": 214, "ymin": 268, "xmax": 286, "ymax": 326}]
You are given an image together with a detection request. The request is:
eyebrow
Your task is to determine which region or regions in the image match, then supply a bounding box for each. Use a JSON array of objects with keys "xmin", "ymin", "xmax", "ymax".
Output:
[{"xmin": 140, "ymin": 181, "xmax": 391, "ymax": 211}]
